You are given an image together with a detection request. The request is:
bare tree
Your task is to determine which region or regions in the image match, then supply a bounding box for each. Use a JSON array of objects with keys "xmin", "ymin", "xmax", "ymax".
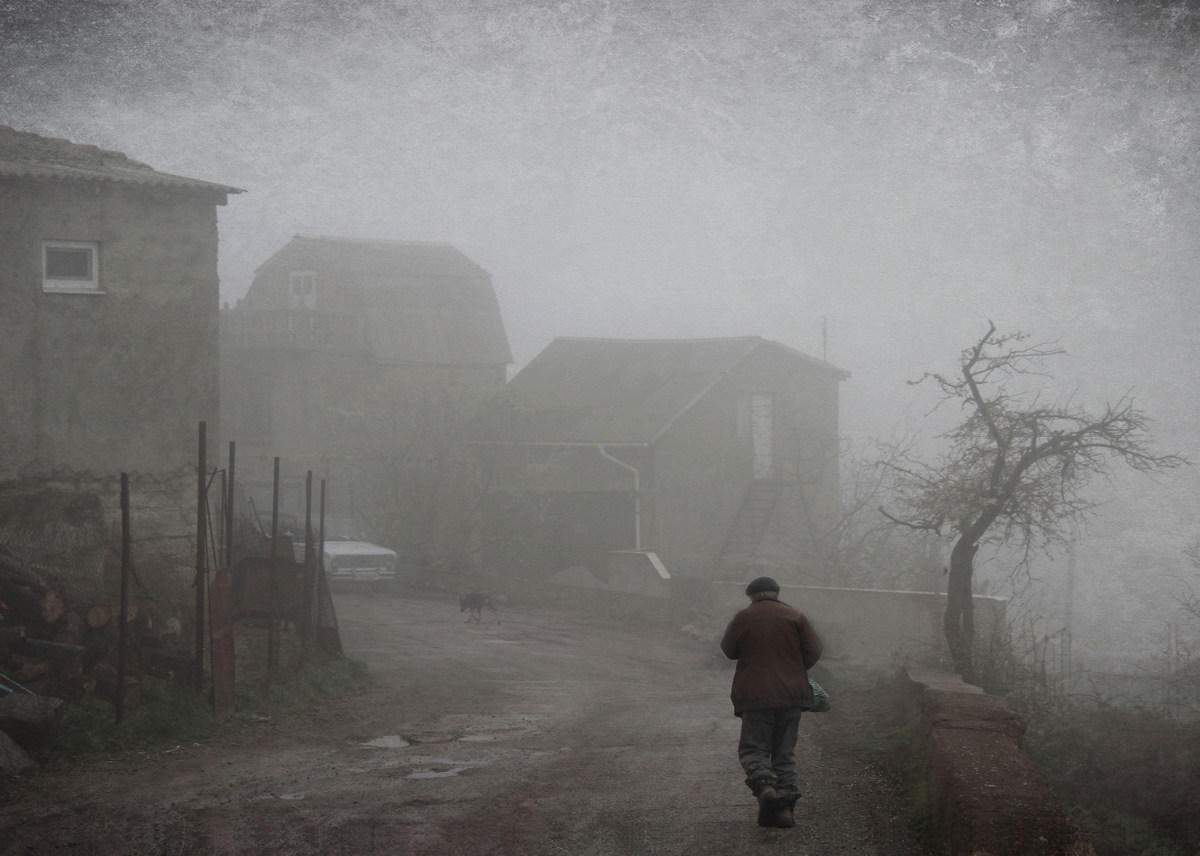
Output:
[
  {"xmin": 798, "ymin": 438, "xmax": 941, "ymax": 591},
  {"xmin": 1181, "ymin": 541, "xmax": 1200, "ymax": 629},
  {"xmin": 880, "ymin": 322, "xmax": 1184, "ymax": 681}
]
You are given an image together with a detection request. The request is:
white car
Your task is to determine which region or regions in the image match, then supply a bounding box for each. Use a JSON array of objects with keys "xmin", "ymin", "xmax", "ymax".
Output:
[{"xmin": 322, "ymin": 539, "xmax": 398, "ymax": 583}]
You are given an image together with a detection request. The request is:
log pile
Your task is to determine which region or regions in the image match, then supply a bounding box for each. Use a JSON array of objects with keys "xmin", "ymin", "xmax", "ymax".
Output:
[{"xmin": 0, "ymin": 543, "xmax": 187, "ymax": 735}]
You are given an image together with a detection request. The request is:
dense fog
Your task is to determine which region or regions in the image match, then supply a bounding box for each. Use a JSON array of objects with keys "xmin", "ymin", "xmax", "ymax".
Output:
[{"xmin": 3, "ymin": 0, "xmax": 1199, "ymax": 667}]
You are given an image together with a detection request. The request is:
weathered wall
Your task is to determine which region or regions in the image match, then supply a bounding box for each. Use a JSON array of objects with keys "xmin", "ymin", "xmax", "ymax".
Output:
[
  {"xmin": 652, "ymin": 378, "xmax": 752, "ymax": 576},
  {"xmin": 654, "ymin": 355, "xmax": 843, "ymax": 579},
  {"xmin": 220, "ymin": 250, "xmax": 509, "ymax": 561},
  {"xmin": 480, "ymin": 488, "xmax": 636, "ymax": 579},
  {"xmin": 900, "ymin": 667, "xmax": 1088, "ymax": 856},
  {"xmin": 714, "ymin": 582, "xmax": 1007, "ymax": 667},
  {"xmin": 732, "ymin": 347, "xmax": 844, "ymax": 576},
  {"xmin": 0, "ymin": 472, "xmax": 200, "ymax": 626},
  {"xmin": 0, "ymin": 179, "xmax": 221, "ymax": 479},
  {"xmin": 480, "ymin": 444, "xmax": 644, "ymax": 577},
  {"xmin": 478, "ymin": 343, "xmax": 844, "ymax": 583},
  {"xmin": 485, "ymin": 444, "xmax": 648, "ymax": 495}
]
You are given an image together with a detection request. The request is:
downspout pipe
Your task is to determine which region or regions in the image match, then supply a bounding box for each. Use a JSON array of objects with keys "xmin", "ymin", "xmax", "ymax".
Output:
[
  {"xmin": 599, "ymin": 446, "xmax": 641, "ymax": 551},
  {"xmin": 478, "ymin": 440, "xmax": 645, "ymax": 551}
]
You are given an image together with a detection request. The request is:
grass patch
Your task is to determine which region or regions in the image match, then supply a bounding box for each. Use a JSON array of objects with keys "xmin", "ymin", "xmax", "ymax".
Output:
[
  {"xmin": 861, "ymin": 719, "xmax": 917, "ymax": 754},
  {"xmin": 235, "ymin": 651, "xmax": 374, "ymax": 714},
  {"xmin": 28, "ymin": 630, "xmax": 373, "ymax": 767},
  {"xmin": 862, "ymin": 720, "xmax": 936, "ymax": 850},
  {"xmin": 34, "ymin": 679, "xmax": 219, "ymax": 762},
  {"xmin": 1024, "ymin": 705, "xmax": 1200, "ymax": 856},
  {"xmin": 230, "ymin": 630, "xmax": 374, "ymax": 715}
]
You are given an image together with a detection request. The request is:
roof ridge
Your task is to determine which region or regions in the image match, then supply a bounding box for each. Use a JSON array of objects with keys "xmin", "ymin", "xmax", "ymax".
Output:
[
  {"xmin": 551, "ymin": 335, "xmax": 765, "ymax": 345},
  {"xmin": 292, "ymin": 234, "xmax": 457, "ymax": 248},
  {"xmin": 0, "ymin": 125, "xmax": 151, "ymax": 169},
  {"xmin": 0, "ymin": 125, "xmax": 241, "ymax": 194}
]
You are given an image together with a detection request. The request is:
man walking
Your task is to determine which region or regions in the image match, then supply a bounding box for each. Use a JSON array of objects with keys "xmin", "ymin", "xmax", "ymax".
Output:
[{"xmin": 720, "ymin": 576, "xmax": 824, "ymax": 828}]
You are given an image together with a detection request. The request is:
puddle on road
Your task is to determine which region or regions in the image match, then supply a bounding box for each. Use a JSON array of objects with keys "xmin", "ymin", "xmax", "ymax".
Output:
[
  {"xmin": 405, "ymin": 756, "xmax": 494, "ymax": 779},
  {"xmin": 353, "ymin": 712, "xmax": 544, "ymax": 766},
  {"xmin": 407, "ymin": 767, "xmax": 468, "ymax": 779},
  {"xmin": 360, "ymin": 735, "xmax": 411, "ymax": 749}
]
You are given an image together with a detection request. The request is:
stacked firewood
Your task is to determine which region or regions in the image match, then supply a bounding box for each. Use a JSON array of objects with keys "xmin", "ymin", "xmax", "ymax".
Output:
[{"xmin": 0, "ymin": 544, "xmax": 190, "ymax": 711}]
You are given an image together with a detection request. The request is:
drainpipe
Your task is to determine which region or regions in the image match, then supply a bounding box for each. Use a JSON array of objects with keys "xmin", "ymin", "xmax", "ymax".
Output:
[
  {"xmin": 599, "ymin": 446, "xmax": 641, "ymax": 550},
  {"xmin": 483, "ymin": 440, "xmax": 646, "ymax": 551}
]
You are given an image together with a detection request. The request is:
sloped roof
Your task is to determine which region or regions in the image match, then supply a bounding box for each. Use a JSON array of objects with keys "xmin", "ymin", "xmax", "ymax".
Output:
[
  {"xmin": 0, "ymin": 125, "xmax": 242, "ymax": 195},
  {"xmin": 364, "ymin": 275, "xmax": 511, "ymax": 367},
  {"xmin": 260, "ymin": 235, "xmax": 489, "ymax": 280},
  {"xmin": 498, "ymin": 337, "xmax": 847, "ymax": 444},
  {"xmin": 248, "ymin": 235, "xmax": 511, "ymax": 367}
]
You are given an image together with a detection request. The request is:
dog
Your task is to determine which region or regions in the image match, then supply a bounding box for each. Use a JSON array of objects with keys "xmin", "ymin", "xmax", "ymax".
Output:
[{"xmin": 459, "ymin": 592, "xmax": 500, "ymax": 625}]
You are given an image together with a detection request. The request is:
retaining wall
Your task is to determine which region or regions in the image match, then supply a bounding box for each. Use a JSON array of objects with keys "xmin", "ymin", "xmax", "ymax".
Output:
[
  {"xmin": 901, "ymin": 667, "xmax": 1092, "ymax": 856},
  {"xmin": 714, "ymin": 582, "xmax": 1007, "ymax": 667}
]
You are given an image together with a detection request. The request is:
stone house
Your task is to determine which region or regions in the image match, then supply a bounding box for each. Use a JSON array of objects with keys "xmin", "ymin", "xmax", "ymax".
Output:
[
  {"xmin": 220, "ymin": 235, "xmax": 511, "ymax": 560},
  {"xmin": 479, "ymin": 336, "xmax": 849, "ymax": 583},
  {"xmin": 0, "ymin": 124, "xmax": 240, "ymax": 479},
  {"xmin": 0, "ymin": 124, "xmax": 241, "ymax": 606}
]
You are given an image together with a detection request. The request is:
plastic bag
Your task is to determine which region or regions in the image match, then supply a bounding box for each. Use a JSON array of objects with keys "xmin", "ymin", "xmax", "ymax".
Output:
[{"xmin": 808, "ymin": 679, "xmax": 832, "ymax": 713}]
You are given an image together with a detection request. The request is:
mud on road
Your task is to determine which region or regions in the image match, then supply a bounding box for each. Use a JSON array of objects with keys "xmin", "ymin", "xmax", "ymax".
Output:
[{"xmin": 1, "ymin": 590, "xmax": 925, "ymax": 855}]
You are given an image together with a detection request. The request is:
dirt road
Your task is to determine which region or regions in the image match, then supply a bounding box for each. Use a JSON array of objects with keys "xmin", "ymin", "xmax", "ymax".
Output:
[{"xmin": 2, "ymin": 591, "xmax": 924, "ymax": 855}]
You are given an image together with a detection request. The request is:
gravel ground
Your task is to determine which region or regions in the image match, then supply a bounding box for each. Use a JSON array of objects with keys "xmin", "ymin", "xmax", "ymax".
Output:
[{"xmin": 1, "ymin": 590, "xmax": 926, "ymax": 855}]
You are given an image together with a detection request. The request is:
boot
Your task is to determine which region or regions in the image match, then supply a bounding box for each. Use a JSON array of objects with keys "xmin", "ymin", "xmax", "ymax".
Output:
[
  {"xmin": 769, "ymin": 793, "xmax": 798, "ymax": 828},
  {"xmin": 746, "ymin": 774, "xmax": 781, "ymax": 827}
]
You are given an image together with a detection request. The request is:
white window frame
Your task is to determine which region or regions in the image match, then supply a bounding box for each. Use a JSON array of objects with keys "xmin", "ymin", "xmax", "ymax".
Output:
[
  {"xmin": 288, "ymin": 270, "xmax": 316, "ymax": 309},
  {"xmin": 42, "ymin": 240, "xmax": 101, "ymax": 294}
]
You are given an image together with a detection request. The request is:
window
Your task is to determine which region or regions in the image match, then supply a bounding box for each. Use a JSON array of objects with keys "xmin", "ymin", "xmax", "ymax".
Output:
[
  {"xmin": 289, "ymin": 271, "xmax": 316, "ymax": 309},
  {"xmin": 43, "ymin": 241, "xmax": 100, "ymax": 293}
]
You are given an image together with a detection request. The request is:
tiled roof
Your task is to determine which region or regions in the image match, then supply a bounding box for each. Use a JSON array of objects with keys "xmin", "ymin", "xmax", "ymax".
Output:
[
  {"xmin": 496, "ymin": 337, "xmax": 847, "ymax": 444},
  {"xmin": 0, "ymin": 125, "xmax": 243, "ymax": 194}
]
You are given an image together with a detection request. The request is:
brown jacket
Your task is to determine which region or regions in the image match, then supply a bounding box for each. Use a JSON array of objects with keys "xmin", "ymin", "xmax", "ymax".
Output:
[{"xmin": 720, "ymin": 597, "xmax": 823, "ymax": 715}]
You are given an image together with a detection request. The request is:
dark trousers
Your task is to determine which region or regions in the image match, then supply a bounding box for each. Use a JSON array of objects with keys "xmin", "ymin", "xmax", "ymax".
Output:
[{"xmin": 737, "ymin": 707, "xmax": 803, "ymax": 795}]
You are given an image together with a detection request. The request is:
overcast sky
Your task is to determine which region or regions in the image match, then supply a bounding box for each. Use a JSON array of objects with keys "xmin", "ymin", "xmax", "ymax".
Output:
[{"xmin": 4, "ymin": 0, "xmax": 1199, "ymax": 654}]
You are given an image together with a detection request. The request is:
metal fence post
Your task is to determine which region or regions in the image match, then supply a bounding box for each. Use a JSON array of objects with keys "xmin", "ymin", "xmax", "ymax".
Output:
[
  {"xmin": 116, "ymin": 473, "xmax": 131, "ymax": 723},
  {"xmin": 267, "ymin": 457, "xmax": 281, "ymax": 685},
  {"xmin": 194, "ymin": 421, "xmax": 207, "ymax": 694}
]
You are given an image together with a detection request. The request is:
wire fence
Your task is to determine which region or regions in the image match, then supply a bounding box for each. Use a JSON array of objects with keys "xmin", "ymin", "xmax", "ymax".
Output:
[
  {"xmin": 987, "ymin": 618, "xmax": 1200, "ymax": 723},
  {"xmin": 2, "ymin": 450, "xmax": 346, "ymax": 713},
  {"xmin": 0, "ymin": 469, "xmax": 198, "ymax": 631}
]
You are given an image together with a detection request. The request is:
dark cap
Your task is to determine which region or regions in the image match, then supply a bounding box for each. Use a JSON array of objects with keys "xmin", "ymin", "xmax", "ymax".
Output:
[{"xmin": 745, "ymin": 576, "xmax": 780, "ymax": 596}]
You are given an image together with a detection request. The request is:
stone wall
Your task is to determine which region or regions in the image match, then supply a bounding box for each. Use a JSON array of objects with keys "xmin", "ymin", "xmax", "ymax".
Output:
[
  {"xmin": 1, "ymin": 180, "xmax": 221, "ymax": 480},
  {"xmin": 901, "ymin": 667, "xmax": 1091, "ymax": 856},
  {"xmin": 0, "ymin": 473, "xmax": 200, "ymax": 628}
]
